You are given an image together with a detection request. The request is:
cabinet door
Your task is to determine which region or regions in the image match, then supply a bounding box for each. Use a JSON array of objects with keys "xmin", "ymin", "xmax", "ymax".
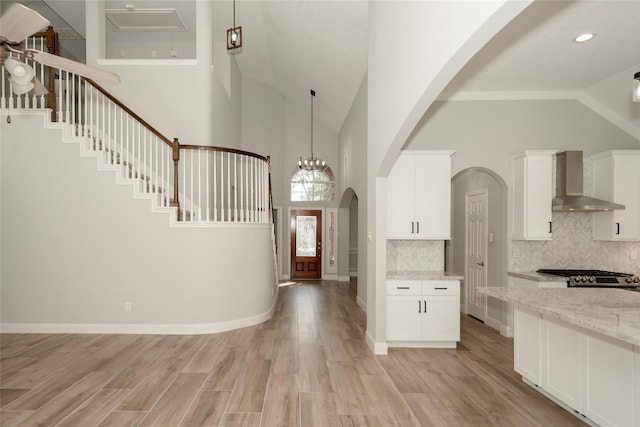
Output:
[
  {"xmin": 582, "ymin": 332, "xmax": 635, "ymax": 427},
  {"xmin": 421, "ymin": 296, "xmax": 459, "ymax": 341},
  {"xmin": 593, "ymin": 151, "xmax": 640, "ymax": 241},
  {"xmin": 511, "ymin": 151, "xmax": 554, "ymax": 240},
  {"xmin": 413, "ymin": 153, "xmax": 452, "ymax": 239},
  {"xmin": 514, "ymin": 307, "xmax": 542, "ymax": 385},
  {"xmin": 386, "ymin": 154, "xmax": 415, "ymax": 238},
  {"xmin": 542, "ymin": 317, "xmax": 582, "ymax": 411},
  {"xmin": 387, "ymin": 296, "xmax": 421, "ymax": 341}
]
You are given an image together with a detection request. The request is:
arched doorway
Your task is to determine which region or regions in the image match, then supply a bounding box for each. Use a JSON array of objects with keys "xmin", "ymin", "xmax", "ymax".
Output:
[{"xmin": 448, "ymin": 167, "xmax": 508, "ymax": 332}]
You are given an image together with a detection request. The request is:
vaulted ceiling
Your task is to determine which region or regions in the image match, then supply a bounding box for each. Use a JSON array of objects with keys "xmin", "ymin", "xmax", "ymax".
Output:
[{"xmin": 3, "ymin": 0, "xmax": 639, "ymax": 135}]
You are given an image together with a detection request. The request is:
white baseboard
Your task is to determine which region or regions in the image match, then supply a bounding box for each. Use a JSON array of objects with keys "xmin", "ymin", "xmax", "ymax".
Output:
[
  {"xmin": 484, "ymin": 315, "xmax": 502, "ymax": 333},
  {"xmin": 349, "ymin": 271, "xmax": 358, "ymax": 277},
  {"xmin": 356, "ymin": 295, "xmax": 367, "ymax": 313},
  {"xmin": 323, "ymin": 274, "xmax": 338, "ymax": 280},
  {"xmin": 501, "ymin": 325, "xmax": 514, "ymax": 338},
  {"xmin": 366, "ymin": 330, "xmax": 388, "ymax": 355},
  {"xmin": 1, "ymin": 295, "xmax": 278, "ymax": 335},
  {"xmin": 338, "ymin": 275, "xmax": 351, "ymax": 282}
]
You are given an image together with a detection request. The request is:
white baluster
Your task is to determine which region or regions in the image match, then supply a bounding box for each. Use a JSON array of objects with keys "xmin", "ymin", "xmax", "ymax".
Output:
[
  {"xmin": 206, "ymin": 151, "xmax": 210, "ymax": 221},
  {"xmin": 213, "ymin": 151, "xmax": 218, "ymax": 221}
]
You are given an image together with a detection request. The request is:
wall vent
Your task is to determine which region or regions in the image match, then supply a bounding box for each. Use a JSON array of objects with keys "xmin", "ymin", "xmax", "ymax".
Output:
[{"xmin": 105, "ymin": 8, "xmax": 187, "ymax": 31}]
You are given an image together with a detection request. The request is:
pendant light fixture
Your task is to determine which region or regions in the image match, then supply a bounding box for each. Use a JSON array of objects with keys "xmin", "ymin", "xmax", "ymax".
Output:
[
  {"xmin": 634, "ymin": 71, "xmax": 640, "ymax": 102},
  {"xmin": 226, "ymin": 0, "xmax": 242, "ymax": 51},
  {"xmin": 298, "ymin": 89, "xmax": 327, "ymax": 172}
]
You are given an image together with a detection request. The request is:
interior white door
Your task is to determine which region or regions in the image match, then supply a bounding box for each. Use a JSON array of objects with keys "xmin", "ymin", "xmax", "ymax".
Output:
[{"xmin": 466, "ymin": 190, "xmax": 488, "ymax": 321}]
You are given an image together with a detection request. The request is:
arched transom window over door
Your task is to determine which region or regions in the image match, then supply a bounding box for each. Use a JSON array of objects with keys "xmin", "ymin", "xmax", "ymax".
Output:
[{"xmin": 290, "ymin": 167, "xmax": 336, "ymax": 202}]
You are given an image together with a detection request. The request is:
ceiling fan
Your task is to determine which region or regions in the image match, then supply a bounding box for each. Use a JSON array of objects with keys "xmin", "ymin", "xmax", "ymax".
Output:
[{"xmin": 0, "ymin": 3, "xmax": 120, "ymax": 96}]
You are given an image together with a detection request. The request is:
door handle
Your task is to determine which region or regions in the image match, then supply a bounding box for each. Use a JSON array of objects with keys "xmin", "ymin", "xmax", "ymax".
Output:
[
  {"xmin": 616, "ymin": 222, "xmax": 620, "ymax": 235},
  {"xmin": 477, "ymin": 261, "xmax": 485, "ymax": 267}
]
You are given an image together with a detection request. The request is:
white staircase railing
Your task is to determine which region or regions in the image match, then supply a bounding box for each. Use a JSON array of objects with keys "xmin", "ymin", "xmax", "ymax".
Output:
[{"xmin": 1, "ymin": 35, "xmax": 272, "ymax": 225}]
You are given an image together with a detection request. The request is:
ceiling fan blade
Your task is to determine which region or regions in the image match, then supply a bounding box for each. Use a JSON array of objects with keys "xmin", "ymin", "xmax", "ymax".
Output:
[
  {"xmin": 31, "ymin": 76, "xmax": 48, "ymax": 96},
  {"xmin": 0, "ymin": 3, "xmax": 50, "ymax": 44},
  {"xmin": 30, "ymin": 50, "xmax": 121, "ymax": 85}
]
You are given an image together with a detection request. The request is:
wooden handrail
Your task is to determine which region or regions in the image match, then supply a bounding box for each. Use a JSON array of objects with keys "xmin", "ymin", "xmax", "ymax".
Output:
[
  {"xmin": 179, "ymin": 144, "xmax": 270, "ymax": 163},
  {"xmin": 85, "ymin": 79, "xmax": 176, "ymax": 150},
  {"xmin": 26, "ymin": 30, "xmax": 273, "ymax": 224}
]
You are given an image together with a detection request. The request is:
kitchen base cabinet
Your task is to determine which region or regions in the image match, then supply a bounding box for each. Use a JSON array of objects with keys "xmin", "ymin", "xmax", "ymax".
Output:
[
  {"xmin": 542, "ymin": 318, "xmax": 582, "ymax": 411},
  {"xmin": 514, "ymin": 307, "xmax": 542, "ymax": 386},
  {"xmin": 583, "ymin": 333, "xmax": 636, "ymax": 427},
  {"xmin": 387, "ymin": 280, "xmax": 460, "ymax": 348},
  {"xmin": 513, "ymin": 307, "xmax": 640, "ymax": 427}
]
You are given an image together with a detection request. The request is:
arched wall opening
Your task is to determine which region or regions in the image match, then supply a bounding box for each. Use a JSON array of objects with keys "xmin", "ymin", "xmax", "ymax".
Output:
[{"xmin": 448, "ymin": 166, "xmax": 509, "ymax": 331}]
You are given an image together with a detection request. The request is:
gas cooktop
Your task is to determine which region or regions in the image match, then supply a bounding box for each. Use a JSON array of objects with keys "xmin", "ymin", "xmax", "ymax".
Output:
[{"xmin": 537, "ymin": 269, "xmax": 640, "ymax": 287}]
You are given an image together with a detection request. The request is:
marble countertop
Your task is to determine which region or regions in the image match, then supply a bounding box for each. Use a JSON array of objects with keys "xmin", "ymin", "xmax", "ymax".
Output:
[
  {"xmin": 508, "ymin": 271, "xmax": 568, "ymax": 282},
  {"xmin": 387, "ymin": 270, "xmax": 464, "ymax": 281},
  {"xmin": 481, "ymin": 287, "xmax": 640, "ymax": 346}
]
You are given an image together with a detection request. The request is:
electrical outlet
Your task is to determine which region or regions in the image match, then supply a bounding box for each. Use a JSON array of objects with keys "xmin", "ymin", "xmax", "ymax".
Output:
[{"xmin": 125, "ymin": 301, "xmax": 132, "ymax": 312}]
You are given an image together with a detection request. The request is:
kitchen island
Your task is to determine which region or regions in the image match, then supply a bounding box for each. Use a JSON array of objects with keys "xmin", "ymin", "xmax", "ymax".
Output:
[{"xmin": 482, "ymin": 287, "xmax": 640, "ymax": 427}]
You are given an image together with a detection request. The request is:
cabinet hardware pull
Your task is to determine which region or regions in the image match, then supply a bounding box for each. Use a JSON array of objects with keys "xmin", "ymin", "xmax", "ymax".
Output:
[
  {"xmin": 396, "ymin": 286, "xmax": 410, "ymax": 290},
  {"xmin": 549, "ymin": 221, "xmax": 552, "ymax": 233},
  {"xmin": 411, "ymin": 222, "xmax": 414, "ymax": 234},
  {"xmin": 417, "ymin": 222, "xmax": 420, "ymax": 233},
  {"xmin": 418, "ymin": 300, "xmax": 421, "ymax": 313},
  {"xmin": 616, "ymin": 222, "xmax": 620, "ymax": 235},
  {"xmin": 434, "ymin": 287, "xmax": 447, "ymax": 290},
  {"xmin": 423, "ymin": 300, "xmax": 427, "ymax": 313}
]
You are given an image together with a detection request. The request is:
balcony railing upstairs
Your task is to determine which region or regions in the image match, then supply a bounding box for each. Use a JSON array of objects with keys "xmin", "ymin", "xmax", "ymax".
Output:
[{"xmin": 1, "ymin": 32, "xmax": 272, "ymax": 225}]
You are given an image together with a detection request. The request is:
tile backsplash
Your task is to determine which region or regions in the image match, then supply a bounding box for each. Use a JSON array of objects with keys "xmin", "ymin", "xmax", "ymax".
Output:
[
  {"xmin": 511, "ymin": 212, "xmax": 640, "ymax": 275},
  {"xmin": 387, "ymin": 240, "xmax": 444, "ymax": 271}
]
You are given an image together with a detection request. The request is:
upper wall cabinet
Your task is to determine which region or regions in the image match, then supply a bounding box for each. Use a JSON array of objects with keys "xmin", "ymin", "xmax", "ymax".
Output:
[
  {"xmin": 387, "ymin": 150, "xmax": 454, "ymax": 240},
  {"xmin": 592, "ymin": 150, "xmax": 640, "ymax": 241},
  {"xmin": 511, "ymin": 150, "xmax": 555, "ymax": 240}
]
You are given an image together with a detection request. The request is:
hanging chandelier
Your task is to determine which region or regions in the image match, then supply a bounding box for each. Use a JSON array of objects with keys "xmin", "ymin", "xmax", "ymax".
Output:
[
  {"xmin": 298, "ymin": 89, "xmax": 328, "ymax": 172},
  {"xmin": 226, "ymin": 0, "xmax": 242, "ymax": 51}
]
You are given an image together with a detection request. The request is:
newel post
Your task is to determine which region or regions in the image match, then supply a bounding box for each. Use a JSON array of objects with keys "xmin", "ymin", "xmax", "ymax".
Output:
[
  {"xmin": 44, "ymin": 26, "xmax": 58, "ymax": 122},
  {"xmin": 171, "ymin": 138, "xmax": 181, "ymax": 220}
]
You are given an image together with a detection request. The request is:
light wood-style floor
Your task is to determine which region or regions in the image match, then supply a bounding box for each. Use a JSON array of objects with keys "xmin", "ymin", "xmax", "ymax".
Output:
[{"xmin": 1, "ymin": 279, "xmax": 586, "ymax": 427}]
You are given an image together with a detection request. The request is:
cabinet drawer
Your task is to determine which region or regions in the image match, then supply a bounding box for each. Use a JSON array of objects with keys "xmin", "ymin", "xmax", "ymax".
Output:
[
  {"xmin": 387, "ymin": 280, "xmax": 421, "ymax": 295},
  {"xmin": 422, "ymin": 281, "xmax": 459, "ymax": 295}
]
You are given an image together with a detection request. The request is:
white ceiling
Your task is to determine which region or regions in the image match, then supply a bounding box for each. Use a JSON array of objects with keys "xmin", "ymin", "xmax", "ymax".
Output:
[{"xmin": 5, "ymin": 0, "xmax": 639, "ymax": 134}]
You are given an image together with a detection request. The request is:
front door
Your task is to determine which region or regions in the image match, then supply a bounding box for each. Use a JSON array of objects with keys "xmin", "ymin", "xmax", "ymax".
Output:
[
  {"xmin": 291, "ymin": 210, "xmax": 322, "ymax": 279},
  {"xmin": 466, "ymin": 190, "xmax": 488, "ymax": 321}
]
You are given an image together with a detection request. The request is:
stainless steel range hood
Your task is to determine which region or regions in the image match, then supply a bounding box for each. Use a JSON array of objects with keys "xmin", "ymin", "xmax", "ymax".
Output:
[{"xmin": 552, "ymin": 151, "xmax": 625, "ymax": 212}]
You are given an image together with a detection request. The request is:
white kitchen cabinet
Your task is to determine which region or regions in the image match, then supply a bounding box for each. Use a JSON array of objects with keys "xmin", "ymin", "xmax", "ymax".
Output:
[
  {"xmin": 514, "ymin": 307, "xmax": 542, "ymax": 386},
  {"xmin": 542, "ymin": 318, "xmax": 582, "ymax": 411},
  {"xmin": 582, "ymin": 332, "xmax": 636, "ymax": 427},
  {"xmin": 511, "ymin": 150, "xmax": 555, "ymax": 240},
  {"xmin": 592, "ymin": 150, "xmax": 640, "ymax": 241},
  {"xmin": 387, "ymin": 280, "xmax": 460, "ymax": 348},
  {"xmin": 387, "ymin": 150, "xmax": 454, "ymax": 239},
  {"xmin": 513, "ymin": 308, "xmax": 640, "ymax": 427}
]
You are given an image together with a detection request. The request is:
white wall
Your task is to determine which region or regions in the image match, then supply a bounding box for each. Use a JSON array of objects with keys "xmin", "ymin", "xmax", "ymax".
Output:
[
  {"xmin": 1, "ymin": 113, "xmax": 277, "ymax": 333},
  {"xmin": 240, "ymin": 76, "xmax": 340, "ymax": 279},
  {"xmin": 366, "ymin": 0, "xmax": 530, "ymax": 352},
  {"xmin": 85, "ymin": 1, "xmax": 241, "ymax": 150},
  {"xmin": 406, "ymin": 100, "xmax": 640, "ymax": 183},
  {"xmin": 339, "ymin": 77, "xmax": 368, "ymax": 306}
]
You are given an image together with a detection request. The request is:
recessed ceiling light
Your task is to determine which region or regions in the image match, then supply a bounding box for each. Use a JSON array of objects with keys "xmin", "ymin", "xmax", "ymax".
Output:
[{"xmin": 574, "ymin": 33, "xmax": 595, "ymax": 43}]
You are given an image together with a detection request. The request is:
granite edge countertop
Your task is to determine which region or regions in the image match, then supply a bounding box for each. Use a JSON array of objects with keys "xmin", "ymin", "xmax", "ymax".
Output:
[
  {"xmin": 480, "ymin": 287, "xmax": 640, "ymax": 346},
  {"xmin": 508, "ymin": 271, "xmax": 568, "ymax": 282},
  {"xmin": 387, "ymin": 270, "xmax": 464, "ymax": 281}
]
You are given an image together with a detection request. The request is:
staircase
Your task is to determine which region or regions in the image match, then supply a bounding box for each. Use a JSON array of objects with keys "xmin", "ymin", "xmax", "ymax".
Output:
[{"xmin": 0, "ymin": 34, "xmax": 279, "ymax": 335}]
